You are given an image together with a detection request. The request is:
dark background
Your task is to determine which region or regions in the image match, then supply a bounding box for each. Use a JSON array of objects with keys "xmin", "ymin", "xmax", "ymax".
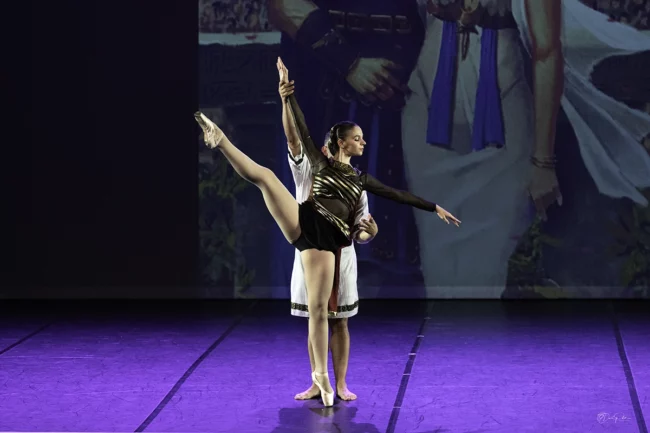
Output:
[{"xmin": 6, "ymin": 0, "xmax": 199, "ymax": 298}]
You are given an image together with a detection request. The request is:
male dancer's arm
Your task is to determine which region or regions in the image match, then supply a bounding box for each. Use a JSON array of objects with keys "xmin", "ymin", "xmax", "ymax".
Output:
[
  {"xmin": 281, "ymin": 85, "xmax": 302, "ymax": 159},
  {"xmin": 282, "ymin": 88, "xmax": 312, "ymax": 198},
  {"xmin": 277, "ymin": 64, "xmax": 320, "ymax": 165},
  {"xmin": 287, "ymin": 139, "xmax": 312, "ymax": 201}
]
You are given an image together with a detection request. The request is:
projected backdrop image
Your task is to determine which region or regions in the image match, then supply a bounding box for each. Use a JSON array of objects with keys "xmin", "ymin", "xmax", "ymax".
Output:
[{"xmin": 198, "ymin": 0, "xmax": 650, "ymax": 299}]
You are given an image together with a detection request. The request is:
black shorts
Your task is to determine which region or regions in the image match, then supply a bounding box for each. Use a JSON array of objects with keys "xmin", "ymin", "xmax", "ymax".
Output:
[{"xmin": 292, "ymin": 201, "xmax": 350, "ymax": 253}]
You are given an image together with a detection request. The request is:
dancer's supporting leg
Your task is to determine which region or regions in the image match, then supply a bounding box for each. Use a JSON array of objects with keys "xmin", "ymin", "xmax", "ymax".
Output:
[
  {"xmin": 296, "ymin": 319, "xmax": 355, "ymax": 401},
  {"xmin": 301, "ymin": 249, "xmax": 336, "ymax": 403},
  {"xmin": 294, "ymin": 338, "xmax": 319, "ymax": 399}
]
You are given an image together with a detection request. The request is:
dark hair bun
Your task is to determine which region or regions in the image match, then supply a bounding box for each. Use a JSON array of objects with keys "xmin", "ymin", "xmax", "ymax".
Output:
[{"xmin": 327, "ymin": 121, "xmax": 357, "ymax": 156}]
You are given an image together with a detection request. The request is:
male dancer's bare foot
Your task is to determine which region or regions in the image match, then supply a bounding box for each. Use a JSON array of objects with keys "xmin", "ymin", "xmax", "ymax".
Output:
[
  {"xmin": 337, "ymin": 383, "xmax": 357, "ymax": 401},
  {"xmin": 294, "ymin": 384, "xmax": 321, "ymax": 400},
  {"xmin": 194, "ymin": 112, "xmax": 224, "ymax": 149}
]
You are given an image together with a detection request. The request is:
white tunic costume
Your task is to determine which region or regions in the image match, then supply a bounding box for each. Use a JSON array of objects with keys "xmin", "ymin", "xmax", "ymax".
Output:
[
  {"xmin": 288, "ymin": 144, "xmax": 370, "ymax": 318},
  {"xmin": 402, "ymin": 0, "xmax": 650, "ymax": 298}
]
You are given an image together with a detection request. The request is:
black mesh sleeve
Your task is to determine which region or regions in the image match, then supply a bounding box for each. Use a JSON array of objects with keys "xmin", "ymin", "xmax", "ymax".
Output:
[
  {"xmin": 285, "ymin": 94, "xmax": 327, "ymax": 170},
  {"xmin": 362, "ymin": 172, "xmax": 436, "ymax": 212}
]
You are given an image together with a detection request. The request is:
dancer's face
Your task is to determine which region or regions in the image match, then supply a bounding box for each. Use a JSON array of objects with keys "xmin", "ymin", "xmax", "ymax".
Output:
[{"xmin": 339, "ymin": 126, "xmax": 366, "ymax": 157}]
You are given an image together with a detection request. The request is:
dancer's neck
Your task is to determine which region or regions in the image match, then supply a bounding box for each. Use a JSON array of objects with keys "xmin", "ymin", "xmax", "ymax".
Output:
[{"xmin": 332, "ymin": 153, "xmax": 352, "ymax": 166}]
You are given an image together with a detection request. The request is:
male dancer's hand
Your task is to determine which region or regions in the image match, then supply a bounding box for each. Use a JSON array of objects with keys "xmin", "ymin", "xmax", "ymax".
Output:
[
  {"xmin": 358, "ymin": 214, "xmax": 378, "ymax": 237},
  {"xmin": 279, "ymin": 81, "xmax": 295, "ymax": 99}
]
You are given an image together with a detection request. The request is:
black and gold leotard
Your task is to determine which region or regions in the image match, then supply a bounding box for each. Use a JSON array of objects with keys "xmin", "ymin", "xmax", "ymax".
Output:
[{"xmin": 286, "ymin": 94, "xmax": 437, "ymax": 241}]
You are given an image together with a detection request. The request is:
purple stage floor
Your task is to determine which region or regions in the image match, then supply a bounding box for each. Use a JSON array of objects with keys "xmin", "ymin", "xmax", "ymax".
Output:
[{"xmin": 0, "ymin": 300, "xmax": 647, "ymax": 433}]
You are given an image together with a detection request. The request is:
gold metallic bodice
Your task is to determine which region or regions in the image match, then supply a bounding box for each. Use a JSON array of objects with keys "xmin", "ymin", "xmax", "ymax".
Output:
[{"xmin": 309, "ymin": 160, "xmax": 363, "ymax": 240}]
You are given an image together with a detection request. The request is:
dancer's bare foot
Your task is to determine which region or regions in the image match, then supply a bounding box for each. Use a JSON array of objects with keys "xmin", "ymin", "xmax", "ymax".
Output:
[
  {"xmin": 194, "ymin": 112, "xmax": 224, "ymax": 149},
  {"xmin": 294, "ymin": 384, "xmax": 321, "ymax": 400},
  {"xmin": 337, "ymin": 383, "xmax": 357, "ymax": 401}
]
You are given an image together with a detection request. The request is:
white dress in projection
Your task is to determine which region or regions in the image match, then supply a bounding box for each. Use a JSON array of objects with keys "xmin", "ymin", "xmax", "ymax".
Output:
[
  {"xmin": 402, "ymin": 0, "xmax": 650, "ymax": 297},
  {"xmin": 288, "ymin": 143, "xmax": 370, "ymax": 318}
]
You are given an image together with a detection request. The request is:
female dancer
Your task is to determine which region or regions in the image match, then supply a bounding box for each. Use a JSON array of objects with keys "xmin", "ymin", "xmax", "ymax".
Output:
[
  {"xmin": 281, "ymin": 74, "xmax": 378, "ymax": 402},
  {"xmin": 194, "ymin": 57, "xmax": 460, "ymax": 407},
  {"xmin": 287, "ymin": 132, "xmax": 376, "ymax": 402}
]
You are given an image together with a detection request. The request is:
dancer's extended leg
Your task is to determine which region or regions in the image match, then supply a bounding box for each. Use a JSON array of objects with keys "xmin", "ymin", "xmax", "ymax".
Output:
[{"xmin": 196, "ymin": 112, "xmax": 300, "ymax": 243}]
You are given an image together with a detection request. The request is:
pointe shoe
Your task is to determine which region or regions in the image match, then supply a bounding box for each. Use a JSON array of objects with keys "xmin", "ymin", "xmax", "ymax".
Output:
[
  {"xmin": 194, "ymin": 111, "xmax": 223, "ymax": 148},
  {"xmin": 311, "ymin": 372, "xmax": 334, "ymax": 407},
  {"xmin": 194, "ymin": 111, "xmax": 209, "ymax": 127}
]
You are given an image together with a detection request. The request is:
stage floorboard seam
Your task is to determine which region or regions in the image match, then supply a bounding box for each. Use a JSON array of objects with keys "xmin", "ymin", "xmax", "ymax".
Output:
[
  {"xmin": 610, "ymin": 302, "xmax": 648, "ymax": 433},
  {"xmin": 385, "ymin": 301, "xmax": 434, "ymax": 433},
  {"xmin": 134, "ymin": 300, "xmax": 258, "ymax": 432},
  {"xmin": 0, "ymin": 323, "xmax": 52, "ymax": 356}
]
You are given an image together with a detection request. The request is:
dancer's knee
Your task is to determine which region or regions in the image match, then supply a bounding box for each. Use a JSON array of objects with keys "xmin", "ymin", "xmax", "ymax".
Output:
[
  {"xmin": 253, "ymin": 166, "xmax": 275, "ymax": 188},
  {"xmin": 308, "ymin": 300, "xmax": 328, "ymax": 321},
  {"xmin": 329, "ymin": 318, "xmax": 348, "ymax": 332}
]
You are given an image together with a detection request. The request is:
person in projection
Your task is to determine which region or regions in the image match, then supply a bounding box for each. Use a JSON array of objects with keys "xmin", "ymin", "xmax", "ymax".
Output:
[{"xmin": 401, "ymin": 0, "xmax": 650, "ymax": 297}]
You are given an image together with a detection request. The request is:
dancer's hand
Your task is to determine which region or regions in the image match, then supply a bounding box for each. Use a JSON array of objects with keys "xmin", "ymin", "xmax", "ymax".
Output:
[
  {"xmin": 358, "ymin": 214, "xmax": 378, "ymax": 237},
  {"xmin": 345, "ymin": 58, "xmax": 405, "ymax": 105},
  {"xmin": 435, "ymin": 205, "xmax": 461, "ymax": 227},
  {"xmin": 278, "ymin": 81, "xmax": 295, "ymax": 99},
  {"xmin": 321, "ymin": 145, "xmax": 332, "ymax": 158},
  {"xmin": 277, "ymin": 57, "xmax": 290, "ymax": 84},
  {"xmin": 528, "ymin": 165, "xmax": 562, "ymax": 221}
]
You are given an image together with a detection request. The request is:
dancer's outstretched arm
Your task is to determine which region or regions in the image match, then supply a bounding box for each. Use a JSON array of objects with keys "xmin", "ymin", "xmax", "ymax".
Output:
[{"xmin": 362, "ymin": 173, "xmax": 461, "ymax": 226}]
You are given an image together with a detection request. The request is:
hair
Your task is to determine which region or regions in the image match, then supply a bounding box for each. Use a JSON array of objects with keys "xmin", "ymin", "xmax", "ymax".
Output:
[{"xmin": 327, "ymin": 121, "xmax": 358, "ymax": 156}]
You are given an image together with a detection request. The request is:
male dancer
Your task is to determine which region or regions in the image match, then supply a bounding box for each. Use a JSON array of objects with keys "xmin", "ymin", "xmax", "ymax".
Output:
[{"xmin": 279, "ymin": 77, "xmax": 378, "ymax": 401}]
